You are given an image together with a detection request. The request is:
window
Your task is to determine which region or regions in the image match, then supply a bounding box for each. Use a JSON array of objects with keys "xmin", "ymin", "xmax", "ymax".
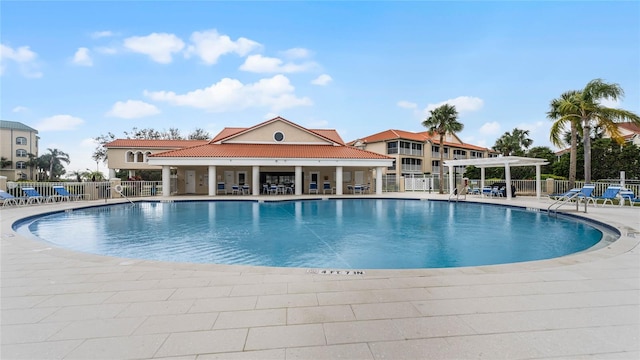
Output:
[
  {"xmin": 273, "ymin": 131, "xmax": 285, "ymax": 142},
  {"xmin": 16, "ymin": 137, "xmax": 27, "ymax": 145},
  {"xmin": 453, "ymin": 149, "xmax": 467, "ymax": 156},
  {"xmin": 387, "ymin": 142, "xmax": 398, "ymax": 154},
  {"xmin": 431, "ymin": 145, "xmax": 440, "ymax": 153},
  {"xmin": 16, "ymin": 161, "xmax": 26, "ymax": 169},
  {"xmin": 388, "ymin": 160, "xmax": 396, "ymax": 170},
  {"xmin": 16, "ymin": 149, "xmax": 28, "ymax": 157}
]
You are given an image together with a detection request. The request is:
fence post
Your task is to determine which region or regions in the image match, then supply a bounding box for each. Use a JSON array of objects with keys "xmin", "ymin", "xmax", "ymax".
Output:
[{"xmin": 545, "ymin": 178, "xmax": 555, "ymax": 195}]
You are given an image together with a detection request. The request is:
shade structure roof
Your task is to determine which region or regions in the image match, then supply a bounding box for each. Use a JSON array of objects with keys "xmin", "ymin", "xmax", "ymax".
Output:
[{"xmin": 444, "ymin": 156, "xmax": 549, "ymax": 168}]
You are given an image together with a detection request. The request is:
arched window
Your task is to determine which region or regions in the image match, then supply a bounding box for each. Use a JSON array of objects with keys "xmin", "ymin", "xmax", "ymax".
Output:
[
  {"xmin": 136, "ymin": 152, "xmax": 144, "ymax": 162},
  {"xmin": 16, "ymin": 149, "xmax": 28, "ymax": 157},
  {"xmin": 16, "ymin": 137, "xmax": 27, "ymax": 145},
  {"xmin": 144, "ymin": 151, "xmax": 152, "ymax": 162},
  {"xmin": 126, "ymin": 151, "xmax": 135, "ymax": 162},
  {"xmin": 16, "ymin": 161, "xmax": 27, "ymax": 169}
]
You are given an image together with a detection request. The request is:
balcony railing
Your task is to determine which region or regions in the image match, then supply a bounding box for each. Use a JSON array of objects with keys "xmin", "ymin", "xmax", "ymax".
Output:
[
  {"xmin": 399, "ymin": 149, "xmax": 423, "ymax": 156},
  {"xmin": 401, "ymin": 164, "xmax": 422, "ymax": 172}
]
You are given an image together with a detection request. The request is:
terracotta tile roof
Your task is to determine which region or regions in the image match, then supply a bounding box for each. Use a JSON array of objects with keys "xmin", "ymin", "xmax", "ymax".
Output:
[
  {"xmin": 309, "ymin": 129, "xmax": 344, "ymax": 145},
  {"xmin": 210, "ymin": 128, "xmax": 245, "ymax": 143},
  {"xmin": 105, "ymin": 139, "xmax": 209, "ymax": 148},
  {"xmin": 355, "ymin": 129, "xmax": 431, "ymax": 143},
  {"xmin": 151, "ymin": 143, "xmax": 392, "ymax": 159},
  {"xmin": 617, "ymin": 122, "xmax": 640, "ymax": 133}
]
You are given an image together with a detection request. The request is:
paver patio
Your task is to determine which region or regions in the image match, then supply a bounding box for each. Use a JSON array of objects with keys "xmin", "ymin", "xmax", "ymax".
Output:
[{"xmin": 1, "ymin": 193, "xmax": 638, "ymax": 359}]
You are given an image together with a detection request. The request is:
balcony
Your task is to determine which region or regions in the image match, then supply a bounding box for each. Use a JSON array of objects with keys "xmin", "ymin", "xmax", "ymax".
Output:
[
  {"xmin": 399, "ymin": 149, "xmax": 423, "ymax": 156},
  {"xmin": 401, "ymin": 164, "xmax": 422, "ymax": 173}
]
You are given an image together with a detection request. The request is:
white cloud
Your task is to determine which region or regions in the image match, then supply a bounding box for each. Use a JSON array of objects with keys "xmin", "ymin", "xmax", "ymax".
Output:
[
  {"xmin": 95, "ymin": 46, "xmax": 118, "ymax": 55},
  {"xmin": 91, "ymin": 31, "xmax": 114, "ymax": 39},
  {"xmin": 0, "ymin": 43, "xmax": 42, "ymax": 78},
  {"xmin": 240, "ymin": 54, "xmax": 317, "ymax": 73},
  {"xmin": 281, "ymin": 48, "xmax": 311, "ymax": 59},
  {"xmin": 599, "ymin": 98, "xmax": 620, "ymax": 108},
  {"xmin": 185, "ymin": 29, "xmax": 261, "ymax": 65},
  {"xmin": 72, "ymin": 47, "xmax": 93, "ymax": 66},
  {"xmin": 123, "ymin": 33, "xmax": 185, "ymax": 64},
  {"xmin": 311, "ymin": 74, "xmax": 332, "ymax": 86},
  {"xmin": 425, "ymin": 96, "xmax": 484, "ymax": 114},
  {"xmin": 397, "ymin": 100, "xmax": 417, "ymax": 109},
  {"xmin": 144, "ymin": 74, "xmax": 312, "ymax": 112},
  {"xmin": 36, "ymin": 115, "xmax": 84, "ymax": 131},
  {"xmin": 479, "ymin": 121, "xmax": 501, "ymax": 136},
  {"xmin": 12, "ymin": 106, "xmax": 28, "ymax": 113},
  {"xmin": 106, "ymin": 100, "xmax": 160, "ymax": 119}
]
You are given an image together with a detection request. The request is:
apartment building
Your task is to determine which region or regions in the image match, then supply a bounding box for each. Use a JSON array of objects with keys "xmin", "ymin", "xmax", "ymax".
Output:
[
  {"xmin": 350, "ymin": 129, "xmax": 498, "ymax": 180},
  {"xmin": 0, "ymin": 120, "xmax": 39, "ymax": 181}
]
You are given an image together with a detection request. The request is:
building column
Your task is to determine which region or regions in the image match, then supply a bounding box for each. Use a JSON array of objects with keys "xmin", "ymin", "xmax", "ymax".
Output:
[
  {"xmin": 128, "ymin": 170, "xmax": 135, "ymax": 179},
  {"xmin": 480, "ymin": 167, "xmax": 486, "ymax": 190},
  {"xmin": 295, "ymin": 166, "xmax": 302, "ymax": 195},
  {"xmin": 335, "ymin": 166, "xmax": 343, "ymax": 195},
  {"xmin": 208, "ymin": 166, "xmax": 216, "ymax": 196},
  {"xmin": 252, "ymin": 166, "xmax": 260, "ymax": 195},
  {"xmin": 109, "ymin": 169, "xmax": 116, "ymax": 179},
  {"xmin": 162, "ymin": 166, "xmax": 171, "ymax": 197},
  {"xmin": 375, "ymin": 167, "xmax": 383, "ymax": 195},
  {"xmin": 505, "ymin": 164, "xmax": 512, "ymax": 199}
]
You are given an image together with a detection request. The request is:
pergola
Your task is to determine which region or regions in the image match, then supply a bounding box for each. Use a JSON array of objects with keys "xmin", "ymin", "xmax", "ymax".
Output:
[{"xmin": 443, "ymin": 156, "xmax": 549, "ymax": 199}]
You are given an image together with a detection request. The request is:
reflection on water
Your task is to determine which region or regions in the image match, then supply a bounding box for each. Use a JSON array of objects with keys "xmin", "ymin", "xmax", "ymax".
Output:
[{"xmin": 21, "ymin": 199, "xmax": 608, "ymax": 269}]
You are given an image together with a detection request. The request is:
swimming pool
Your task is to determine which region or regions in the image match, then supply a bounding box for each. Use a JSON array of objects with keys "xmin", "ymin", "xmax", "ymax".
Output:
[{"xmin": 16, "ymin": 199, "xmax": 609, "ymax": 269}]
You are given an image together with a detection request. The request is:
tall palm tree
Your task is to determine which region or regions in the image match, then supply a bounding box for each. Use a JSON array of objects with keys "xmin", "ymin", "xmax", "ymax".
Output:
[
  {"xmin": 548, "ymin": 91, "xmax": 581, "ymax": 188},
  {"xmin": 45, "ymin": 148, "xmax": 70, "ymax": 180},
  {"xmin": 492, "ymin": 128, "xmax": 533, "ymax": 156},
  {"xmin": 422, "ymin": 104, "xmax": 464, "ymax": 194},
  {"xmin": 557, "ymin": 79, "xmax": 640, "ymax": 183}
]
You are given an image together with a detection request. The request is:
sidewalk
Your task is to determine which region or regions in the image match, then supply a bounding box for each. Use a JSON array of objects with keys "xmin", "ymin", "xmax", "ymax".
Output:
[{"xmin": 1, "ymin": 194, "xmax": 638, "ymax": 359}]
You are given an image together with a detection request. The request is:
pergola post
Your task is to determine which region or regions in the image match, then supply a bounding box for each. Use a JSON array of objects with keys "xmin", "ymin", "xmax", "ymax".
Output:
[
  {"xmin": 448, "ymin": 164, "xmax": 455, "ymax": 194},
  {"xmin": 162, "ymin": 166, "xmax": 171, "ymax": 196},
  {"xmin": 536, "ymin": 165, "xmax": 542, "ymax": 198},
  {"xmin": 208, "ymin": 166, "xmax": 216, "ymax": 196},
  {"xmin": 504, "ymin": 163, "xmax": 512, "ymax": 199}
]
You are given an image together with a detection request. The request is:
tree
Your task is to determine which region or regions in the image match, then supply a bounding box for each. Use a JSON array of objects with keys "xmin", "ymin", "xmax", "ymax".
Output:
[
  {"xmin": 188, "ymin": 128, "xmax": 211, "ymax": 140},
  {"xmin": 44, "ymin": 148, "xmax": 70, "ymax": 180},
  {"xmin": 548, "ymin": 90, "xmax": 581, "ymax": 188},
  {"xmin": 0, "ymin": 157, "xmax": 11, "ymax": 169},
  {"xmin": 492, "ymin": 128, "xmax": 533, "ymax": 156},
  {"xmin": 556, "ymin": 79, "xmax": 640, "ymax": 183},
  {"xmin": 422, "ymin": 104, "xmax": 464, "ymax": 193}
]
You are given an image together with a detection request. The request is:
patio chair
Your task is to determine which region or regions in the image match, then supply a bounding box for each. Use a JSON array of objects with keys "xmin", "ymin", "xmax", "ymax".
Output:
[
  {"xmin": 588, "ymin": 185, "xmax": 622, "ymax": 207},
  {"xmin": 269, "ymin": 184, "xmax": 278, "ymax": 195},
  {"xmin": 231, "ymin": 185, "xmax": 241, "ymax": 195},
  {"xmin": 242, "ymin": 184, "xmax": 250, "ymax": 195},
  {"xmin": 481, "ymin": 186, "xmax": 493, "ymax": 197},
  {"xmin": 0, "ymin": 190, "xmax": 22, "ymax": 207},
  {"xmin": 217, "ymin": 182, "xmax": 227, "ymax": 195},
  {"xmin": 52, "ymin": 185, "xmax": 83, "ymax": 202},
  {"xmin": 309, "ymin": 182, "xmax": 318, "ymax": 194},
  {"xmin": 21, "ymin": 187, "xmax": 51, "ymax": 204},
  {"xmin": 491, "ymin": 186, "xmax": 503, "ymax": 197},
  {"xmin": 322, "ymin": 181, "xmax": 333, "ymax": 194},
  {"xmin": 347, "ymin": 184, "xmax": 354, "ymax": 194},
  {"xmin": 549, "ymin": 188, "xmax": 581, "ymax": 201},
  {"xmin": 573, "ymin": 184, "xmax": 596, "ymax": 204}
]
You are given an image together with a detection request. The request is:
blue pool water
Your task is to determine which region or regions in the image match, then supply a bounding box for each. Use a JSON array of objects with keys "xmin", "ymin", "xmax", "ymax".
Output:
[{"xmin": 17, "ymin": 199, "xmax": 605, "ymax": 269}]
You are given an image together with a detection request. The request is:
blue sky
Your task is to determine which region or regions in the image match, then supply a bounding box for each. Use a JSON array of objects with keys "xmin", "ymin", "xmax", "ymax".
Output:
[{"xmin": 2, "ymin": 1, "xmax": 639, "ymax": 176}]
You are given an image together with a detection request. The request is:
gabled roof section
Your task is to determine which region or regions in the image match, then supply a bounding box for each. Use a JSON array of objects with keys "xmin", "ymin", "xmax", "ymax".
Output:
[
  {"xmin": 0, "ymin": 120, "xmax": 38, "ymax": 133},
  {"xmin": 617, "ymin": 122, "xmax": 640, "ymax": 134},
  {"xmin": 210, "ymin": 116, "xmax": 343, "ymax": 145},
  {"xmin": 104, "ymin": 139, "xmax": 209, "ymax": 148},
  {"xmin": 352, "ymin": 129, "xmax": 432, "ymax": 144},
  {"xmin": 150, "ymin": 143, "xmax": 392, "ymax": 159}
]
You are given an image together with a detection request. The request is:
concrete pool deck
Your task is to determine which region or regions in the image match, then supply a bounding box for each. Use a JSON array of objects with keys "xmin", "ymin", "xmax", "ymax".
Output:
[{"xmin": 1, "ymin": 193, "xmax": 638, "ymax": 359}]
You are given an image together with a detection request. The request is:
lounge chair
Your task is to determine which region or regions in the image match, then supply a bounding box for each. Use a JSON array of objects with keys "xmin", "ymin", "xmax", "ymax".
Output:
[
  {"xmin": 309, "ymin": 182, "xmax": 318, "ymax": 194},
  {"xmin": 618, "ymin": 189, "xmax": 640, "ymax": 207},
  {"xmin": 549, "ymin": 188, "xmax": 581, "ymax": 201},
  {"xmin": 588, "ymin": 185, "xmax": 622, "ymax": 207},
  {"xmin": 52, "ymin": 185, "xmax": 83, "ymax": 202},
  {"xmin": 0, "ymin": 190, "xmax": 22, "ymax": 207},
  {"xmin": 21, "ymin": 187, "xmax": 50, "ymax": 204},
  {"xmin": 347, "ymin": 184, "xmax": 354, "ymax": 194},
  {"xmin": 217, "ymin": 182, "xmax": 227, "ymax": 194},
  {"xmin": 322, "ymin": 181, "xmax": 333, "ymax": 194}
]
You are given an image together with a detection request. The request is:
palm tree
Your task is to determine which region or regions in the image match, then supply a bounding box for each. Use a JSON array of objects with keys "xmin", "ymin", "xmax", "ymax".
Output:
[
  {"xmin": 557, "ymin": 79, "xmax": 640, "ymax": 183},
  {"xmin": 45, "ymin": 148, "xmax": 70, "ymax": 180},
  {"xmin": 422, "ymin": 104, "xmax": 464, "ymax": 194},
  {"xmin": 0, "ymin": 157, "xmax": 11, "ymax": 169},
  {"xmin": 548, "ymin": 91, "xmax": 581, "ymax": 188},
  {"xmin": 492, "ymin": 128, "xmax": 533, "ymax": 156}
]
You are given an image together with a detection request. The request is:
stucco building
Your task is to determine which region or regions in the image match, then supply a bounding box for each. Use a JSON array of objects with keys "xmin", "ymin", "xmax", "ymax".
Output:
[
  {"xmin": 105, "ymin": 117, "xmax": 394, "ymax": 196},
  {"xmin": 0, "ymin": 120, "xmax": 39, "ymax": 181}
]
